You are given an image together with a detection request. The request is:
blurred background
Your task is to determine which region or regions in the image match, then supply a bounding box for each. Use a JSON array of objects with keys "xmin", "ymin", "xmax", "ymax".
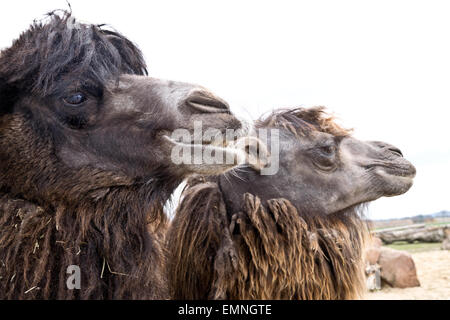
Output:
[{"xmin": 1, "ymin": 0, "xmax": 448, "ymax": 299}]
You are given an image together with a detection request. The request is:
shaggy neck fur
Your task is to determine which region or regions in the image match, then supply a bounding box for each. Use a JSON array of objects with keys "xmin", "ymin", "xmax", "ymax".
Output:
[
  {"xmin": 0, "ymin": 115, "xmax": 173, "ymax": 299},
  {"xmin": 167, "ymin": 177, "xmax": 368, "ymax": 300},
  {"xmin": 0, "ymin": 188, "xmax": 169, "ymax": 299}
]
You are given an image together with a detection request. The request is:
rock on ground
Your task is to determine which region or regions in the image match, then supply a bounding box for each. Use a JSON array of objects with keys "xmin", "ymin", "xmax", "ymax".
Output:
[
  {"xmin": 364, "ymin": 250, "xmax": 450, "ymax": 299},
  {"xmin": 365, "ymin": 236, "xmax": 383, "ymax": 265},
  {"xmin": 378, "ymin": 247, "xmax": 420, "ymax": 288}
]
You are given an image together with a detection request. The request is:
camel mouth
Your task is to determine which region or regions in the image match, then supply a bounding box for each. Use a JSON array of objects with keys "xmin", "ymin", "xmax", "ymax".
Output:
[
  {"xmin": 162, "ymin": 134, "xmax": 230, "ymax": 149},
  {"xmin": 362, "ymin": 163, "xmax": 416, "ymax": 198},
  {"xmin": 162, "ymin": 134, "xmax": 270, "ymax": 174},
  {"xmin": 365, "ymin": 163, "xmax": 416, "ymax": 179},
  {"xmin": 172, "ymin": 133, "xmax": 231, "ymax": 148},
  {"xmin": 361, "ymin": 162, "xmax": 416, "ymax": 197}
]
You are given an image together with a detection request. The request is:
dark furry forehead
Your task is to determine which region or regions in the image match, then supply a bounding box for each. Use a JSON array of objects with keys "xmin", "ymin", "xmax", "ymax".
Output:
[
  {"xmin": 256, "ymin": 106, "xmax": 352, "ymax": 137},
  {"xmin": 0, "ymin": 11, "xmax": 147, "ymax": 96}
]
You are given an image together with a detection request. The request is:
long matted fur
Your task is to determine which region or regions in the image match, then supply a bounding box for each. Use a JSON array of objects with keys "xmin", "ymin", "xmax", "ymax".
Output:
[{"xmin": 167, "ymin": 178, "xmax": 368, "ymax": 300}]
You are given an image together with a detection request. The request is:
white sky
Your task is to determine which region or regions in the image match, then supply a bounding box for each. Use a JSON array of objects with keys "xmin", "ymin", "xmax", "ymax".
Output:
[{"xmin": 1, "ymin": 0, "xmax": 449, "ymax": 220}]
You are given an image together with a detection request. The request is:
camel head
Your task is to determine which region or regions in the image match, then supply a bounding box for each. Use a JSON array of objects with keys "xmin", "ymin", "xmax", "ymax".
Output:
[
  {"xmin": 220, "ymin": 107, "xmax": 416, "ymax": 216},
  {"xmin": 0, "ymin": 13, "xmax": 252, "ymax": 201}
]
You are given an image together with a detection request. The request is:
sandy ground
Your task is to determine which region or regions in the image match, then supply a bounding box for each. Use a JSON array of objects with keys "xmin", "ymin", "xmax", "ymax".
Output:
[{"xmin": 364, "ymin": 249, "xmax": 450, "ymax": 300}]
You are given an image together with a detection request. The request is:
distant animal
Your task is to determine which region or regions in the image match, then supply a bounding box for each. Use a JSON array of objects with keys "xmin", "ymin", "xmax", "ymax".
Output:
[
  {"xmin": 167, "ymin": 107, "xmax": 416, "ymax": 299},
  {"xmin": 0, "ymin": 12, "xmax": 251, "ymax": 299}
]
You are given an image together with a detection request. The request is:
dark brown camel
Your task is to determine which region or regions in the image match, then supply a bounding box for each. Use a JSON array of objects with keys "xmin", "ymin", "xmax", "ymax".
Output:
[
  {"xmin": 0, "ymin": 13, "xmax": 252, "ymax": 299},
  {"xmin": 167, "ymin": 107, "xmax": 416, "ymax": 300}
]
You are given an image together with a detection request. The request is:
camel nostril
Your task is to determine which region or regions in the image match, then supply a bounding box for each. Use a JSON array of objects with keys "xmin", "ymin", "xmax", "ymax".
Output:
[
  {"xmin": 388, "ymin": 147, "xmax": 403, "ymax": 157},
  {"xmin": 370, "ymin": 141, "xmax": 404, "ymax": 157},
  {"xmin": 186, "ymin": 93, "xmax": 230, "ymax": 114}
]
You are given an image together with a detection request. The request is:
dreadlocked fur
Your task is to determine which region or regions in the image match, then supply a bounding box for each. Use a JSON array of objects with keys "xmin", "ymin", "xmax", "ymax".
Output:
[
  {"xmin": 0, "ymin": 12, "xmax": 173, "ymax": 299},
  {"xmin": 166, "ymin": 108, "xmax": 369, "ymax": 300},
  {"xmin": 0, "ymin": 184, "xmax": 169, "ymax": 299}
]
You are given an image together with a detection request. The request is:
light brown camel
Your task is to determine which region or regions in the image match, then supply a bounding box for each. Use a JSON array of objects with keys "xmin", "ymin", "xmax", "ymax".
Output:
[{"xmin": 166, "ymin": 107, "xmax": 416, "ymax": 299}]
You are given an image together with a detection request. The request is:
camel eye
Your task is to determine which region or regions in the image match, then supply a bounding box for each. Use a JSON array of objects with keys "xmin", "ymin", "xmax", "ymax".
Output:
[
  {"xmin": 63, "ymin": 93, "xmax": 87, "ymax": 106},
  {"xmin": 312, "ymin": 143, "xmax": 337, "ymax": 171},
  {"xmin": 319, "ymin": 145, "xmax": 335, "ymax": 156}
]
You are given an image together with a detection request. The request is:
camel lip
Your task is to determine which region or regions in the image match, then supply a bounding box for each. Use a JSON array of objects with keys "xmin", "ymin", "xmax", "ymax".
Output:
[
  {"xmin": 162, "ymin": 135, "xmax": 229, "ymax": 148},
  {"xmin": 161, "ymin": 134, "xmax": 269, "ymax": 172},
  {"xmin": 162, "ymin": 134, "xmax": 229, "ymax": 148},
  {"xmin": 162, "ymin": 126, "xmax": 249, "ymax": 149},
  {"xmin": 364, "ymin": 163, "xmax": 416, "ymax": 179},
  {"xmin": 161, "ymin": 134, "xmax": 255, "ymax": 175}
]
